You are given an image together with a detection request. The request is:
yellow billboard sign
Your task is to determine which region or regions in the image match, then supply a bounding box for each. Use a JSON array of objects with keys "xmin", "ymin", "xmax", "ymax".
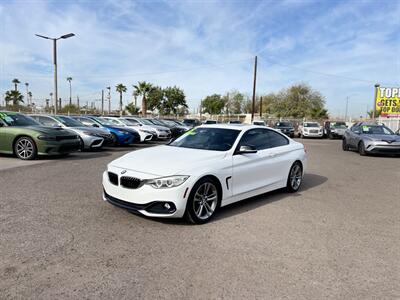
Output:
[{"xmin": 375, "ymin": 87, "xmax": 400, "ymax": 117}]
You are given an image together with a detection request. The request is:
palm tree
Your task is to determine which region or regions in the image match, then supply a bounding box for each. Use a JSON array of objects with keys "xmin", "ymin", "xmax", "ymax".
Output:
[
  {"xmin": 27, "ymin": 91, "xmax": 32, "ymax": 106},
  {"xmin": 115, "ymin": 84, "xmax": 127, "ymax": 116},
  {"xmin": 12, "ymin": 78, "xmax": 20, "ymax": 91},
  {"xmin": 5, "ymin": 90, "xmax": 24, "ymax": 107},
  {"xmin": 133, "ymin": 81, "xmax": 153, "ymax": 117},
  {"xmin": 67, "ymin": 77, "xmax": 73, "ymax": 105}
]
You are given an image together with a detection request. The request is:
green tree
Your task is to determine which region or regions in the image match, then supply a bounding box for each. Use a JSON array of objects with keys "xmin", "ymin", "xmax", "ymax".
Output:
[
  {"xmin": 133, "ymin": 81, "xmax": 153, "ymax": 117},
  {"xmin": 5, "ymin": 90, "xmax": 24, "ymax": 107},
  {"xmin": 67, "ymin": 77, "xmax": 73, "ymax": 105},
  {"xmin": 147, "ymin": 86, "xmax": 164, "ymax": 112},
  {"xmin": 162, "ymin": 86, "xmax": 187, "ymax": 115},
  {"xmin": 202, "ymin": 94, "xmax": 225, "ymax": 115},
  {"xmin": 270, "ymin": 84, "xmax": 327, "ymax": 118},
  {"xmin": 230, "ymin": 91, "xmax": 246, "ymax": 114},
  {"xmin": 115, "ymin": 84, "xmax": 127, "ymax": 116},
  {"xmin": 12, "ymin": 78, "xmax": 20, "ymax": 91},
  {"xmin": 125, "ymin": 102, "xmax": 139, "ymax": 115}
]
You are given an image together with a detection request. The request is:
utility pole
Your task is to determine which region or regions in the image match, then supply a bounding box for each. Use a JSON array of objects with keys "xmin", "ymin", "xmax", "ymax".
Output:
[
  {"xmin": 77, "ymin": 95, "xmax": 80, "ymax": 112},
  {"xmin": 345, "ymin": 96, "xmax": 349, "ymax": 122},
  {"xmin": 101, "ymin": 89, "xmax": 104, "ymax": 115},
  {"xmin": 107, "ymin": 86, "xmax": 111, "ymax": 115},
  {"xmin": 373, "ymin": 83, "xmax": 380, "ymax": 120},
  {"xmin": 259, "ymin": 96, "xmax": 263, "ymax": 118},
  {"xmin": 59, "ymin": 98, "xmax": 62, "ymax": 111},
  {"xmin": 251, "ymin": 56, "xmax": 257, "ymax": 122}
]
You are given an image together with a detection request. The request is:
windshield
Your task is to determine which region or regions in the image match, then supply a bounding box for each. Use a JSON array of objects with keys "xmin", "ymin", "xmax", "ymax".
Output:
[
  {"xmin": 276, "ymin": 122, "xmax": 292, "ymax": 127},
  {"xmin": 0, "ymin": 113, "xmax": 39, "ymax": 126},
  {"xmin": 56, "ymin": 116, "xmax": 83, "ymax": 127},
  {"xmin": 304, "ymin": 123, "xmax": 320, "ymax": 127},
  {"xmin": 148, "ymin": 119, "xmax": 166, "ymax": 126},
  {"xmin": 174, "ymin": 120, "xmax": 186, "ymax": 126},
  {"xmin": 169, "ymin": 128, "xmax": 240, "ymax": 151},
  {"xmin": 183, "ymin": 119, "xmax": 195, "ymax": 125},
  {"xmin": 361, "ymin": 125, "xmax": 394, "ymax": 135},
  {"xmin": 162, "ymin": 120, "xmax": 178, "ymax": 127},
  {"xmin": 139, "ymin": 118, "xmax": 154, "ymax": 125},
  {"xmin": 92, "ymin": 117, "xmax": 114, "ymax": 126},
  {"xmin": 331, "ymin": 122, "xmax": 347, "ymax": 128}
]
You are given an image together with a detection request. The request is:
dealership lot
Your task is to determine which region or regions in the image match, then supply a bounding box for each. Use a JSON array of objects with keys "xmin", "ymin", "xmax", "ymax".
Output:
[{"xmin": 1, "ymin": 139, "xmax": 399, "ymax": 299}]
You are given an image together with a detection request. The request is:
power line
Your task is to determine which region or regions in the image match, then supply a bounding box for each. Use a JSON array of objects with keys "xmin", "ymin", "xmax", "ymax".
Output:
[{"xmin": 258, "ymin": 55, "xmax": 399, "ymax": 86}]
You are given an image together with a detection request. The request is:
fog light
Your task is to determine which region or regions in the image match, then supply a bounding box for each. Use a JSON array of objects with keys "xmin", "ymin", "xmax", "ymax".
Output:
[{"xmin": 164, "ymin": 203, "xmax": 171, "ymax": 209}]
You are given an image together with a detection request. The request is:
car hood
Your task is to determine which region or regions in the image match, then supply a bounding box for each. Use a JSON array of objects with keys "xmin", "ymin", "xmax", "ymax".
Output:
[
  {"xmin": 150, "ymin": 125, "xmax": 170, "ymax": 131},
  {"xmin": 109, "ymin": 145, "xmax": 227, "ymax": 176},
  {"xmin": 362, "ymin": 134, "xmax": 400, "ymax": 142},
  {"xmin": 20, "ymin": 126, "xmax": 76, "ymax": 136}
]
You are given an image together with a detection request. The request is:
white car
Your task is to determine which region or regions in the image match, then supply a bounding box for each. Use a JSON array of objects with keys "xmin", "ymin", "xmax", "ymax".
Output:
[
  {"xmin": 102, "ymin": 124, "xmax": 307, "ymax": 224},
  {"xmin": 101, "ymin": 117, "xmax": 154, "ymax": 142},
  {"xmin": 299, "ymin": 122, "xmax": 323, "ymax": 138},
  {"xmin": 252, "ymin": 120, "xmax": 266, "ymax": 126},
  {"xmin": 122, "ymin": 117, "xmax": 171, "ymax": 140}
]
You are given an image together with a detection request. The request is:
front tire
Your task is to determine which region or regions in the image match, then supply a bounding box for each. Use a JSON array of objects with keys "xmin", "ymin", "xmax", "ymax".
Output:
[
  {"xmin": 14, "ymin": 137, "xmax": 37, "ymax": 160},
  {"xmin": 342, "ymin": 138, "xmax": 349, "ymax": 151},
  {"xmin": 358, "ymin": 141, "xmax": 367, "ymax": 156},
  {"xmin": 286, "ymin": 162, "xmax": 303, "ymax": 193},
  {"xmin": 185, "ymin": 178, "xmax": 220, "ymax": 224}
]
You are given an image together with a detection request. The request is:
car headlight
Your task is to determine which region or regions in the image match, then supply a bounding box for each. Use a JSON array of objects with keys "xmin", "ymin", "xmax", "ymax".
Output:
[
  {"xmin": 145, "ymin": 175, "xmax": 189, "ymax": 189},
  {"xmin": 141, "ymin": 129, "xmax": 154, "ymax": 134},
  {"xmin": 37, "ymin": 135, "xmax": 56, "ymax": 141},
  {"xmin": 117, "ymin": 130, "xmax": 130, "ymax": 134},
  {"xmin": 82, "ymin": 131, "xmax": 98, "ymax": 136}
]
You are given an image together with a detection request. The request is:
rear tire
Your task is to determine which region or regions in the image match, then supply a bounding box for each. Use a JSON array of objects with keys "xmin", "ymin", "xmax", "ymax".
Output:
[
  {"xmin": 358, "ymin": 142, "xmax": 367, "ymax": 156},
  {"xmin": 286, "ymin": 162, "xmax": 303, "ymax": 193},
  {"xmin": 342, "ymin": 138, "xmax": 349, "ymax": 151},
  {"xmin": 185, "ymin": 177, "xmax": 220, "ymax": 224},
  {"xmin": 14, "ymin": 137, "xmax": 37, "ymax": 160}
]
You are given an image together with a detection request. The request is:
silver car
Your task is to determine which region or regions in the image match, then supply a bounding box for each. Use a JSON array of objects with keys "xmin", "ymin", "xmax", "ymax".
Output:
[
  {"xmin": 343, "ymin": 122, "xmax": 400, "ymax": 156},
  {"xmin": 31, "ymin": 115, "xmax": 112, "ymax": 150},
  {"xmin": 123, "ymin": 117, "xmax": 171, "ymax": 140}
]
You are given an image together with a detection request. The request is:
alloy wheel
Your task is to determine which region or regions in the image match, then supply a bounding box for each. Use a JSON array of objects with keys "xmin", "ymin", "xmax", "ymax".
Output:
[
  {"xmin": 193, "ymin": 182, "xmax": 218, "ymax": 220},
  {"xmin": 16, "ymin": 138, "xmax": 34, "ymax": 159},
  {"xmin": 289, "ymin": 164, "xmax": 302, "ymax": 190}
]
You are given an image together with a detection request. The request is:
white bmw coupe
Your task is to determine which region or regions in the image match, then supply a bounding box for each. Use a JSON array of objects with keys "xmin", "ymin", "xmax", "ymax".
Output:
[{"xmin": 103, "ymin": 124, "xmax": 307, "ymax": 224}]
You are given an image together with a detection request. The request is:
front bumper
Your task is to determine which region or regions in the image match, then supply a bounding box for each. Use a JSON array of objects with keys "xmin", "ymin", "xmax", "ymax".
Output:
[
  {"xmin": 36, "ymin": 139, "xmax": 81, "ymax": 155},
  {"xmin": 366, "ymin": 143, "xmax": 400, "ymax": 155},
  {"xmin": 81, "ymin": 134, "xmax": 104, "ymax": 149},
  {"xmin": 102, "ymin": 170, "xmax": 191, "ymax": 218},
  {"xmin": 303, "ymin": 131, "xmax": 323, "ymax": 137}
]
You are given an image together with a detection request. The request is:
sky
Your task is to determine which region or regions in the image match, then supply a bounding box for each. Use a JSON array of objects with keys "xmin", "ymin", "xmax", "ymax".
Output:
[{"xmin": 0, "ymin": 0, "xmax": 399, "ymax": 118}]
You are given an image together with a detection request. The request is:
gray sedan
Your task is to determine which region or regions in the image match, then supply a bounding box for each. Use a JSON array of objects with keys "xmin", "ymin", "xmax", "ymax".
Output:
[
  {"xmin": 30, "ymin": 115, "xmax": 113, "ymax": 150},
  {"xmin": 342, "ymin": 122, "xmax": 400, "ymax": 156}
]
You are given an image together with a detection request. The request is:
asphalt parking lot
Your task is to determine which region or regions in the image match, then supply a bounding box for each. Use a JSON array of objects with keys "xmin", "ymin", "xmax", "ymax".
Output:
[{"xmin": 1, "ymin": 139, "xmax": 399, "ymax": 299}]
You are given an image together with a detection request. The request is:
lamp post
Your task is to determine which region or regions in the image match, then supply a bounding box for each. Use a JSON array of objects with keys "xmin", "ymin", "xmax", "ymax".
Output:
[
  {"xmin": 106, "ymin": 86, "xmax": 111, "ymax": 115},
  {"xmin": 35, "ymin": 33, "xmax": 75, "ymax": 114}
]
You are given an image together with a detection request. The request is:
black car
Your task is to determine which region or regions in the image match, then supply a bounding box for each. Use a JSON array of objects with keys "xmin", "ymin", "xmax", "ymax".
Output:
[
  {"xmin": 274, "ymin": 121, "xmax": 295, "ymax": 138},
  {"xmin": 149, "ymin": 119, "xmax": 188, "ymax": 138},
  {"xmin": 183, "ymin": 118, "xmax": 201, "ymax": 128}
]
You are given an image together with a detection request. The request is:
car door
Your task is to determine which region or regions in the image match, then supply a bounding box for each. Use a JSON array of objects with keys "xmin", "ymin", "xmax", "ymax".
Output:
[
  {"xmin": 0, "ymin": 118, "xmax": 7, "ymax": 152},
  {"xmin": 232, "ymin": 128, "xmax": 290, "ymax": 197},
  {"xmin": 348, "ymin": 125, "xmax": 360, "ymax": 147}
]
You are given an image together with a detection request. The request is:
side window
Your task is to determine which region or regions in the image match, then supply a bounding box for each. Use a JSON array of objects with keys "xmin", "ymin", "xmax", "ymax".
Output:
[
  {"xmin": 351, "ymin": 126, "xmax": 360, "ymax": 132},
  {"xmin": 80, "ymin": 118, "xmax": 95, "ymax": 126},
  {"xmin": 129, "ymin": 119, "xmax": 140, "ymax": 124},
  {"xmin": 266, "ymin": 130, "xmax": 289, "ymax": 148},
  {"xmin": 39, "ymin": 116, "xmax": 58, "ymax": 126},
  {"xmin": 239, "ymin": 129, "xmax": 270, "ymax": 150}
]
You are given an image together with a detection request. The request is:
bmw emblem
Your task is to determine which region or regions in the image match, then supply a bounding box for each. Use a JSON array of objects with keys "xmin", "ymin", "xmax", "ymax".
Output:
[{"xmin": 121, "ymin": 170, "xmax": 127, "ymax": 174}]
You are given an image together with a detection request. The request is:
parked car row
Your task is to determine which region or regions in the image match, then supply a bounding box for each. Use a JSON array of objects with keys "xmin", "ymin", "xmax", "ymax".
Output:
[{"xmin": 0, "ymin": 111, "xmax": 190, "ymax": 160}]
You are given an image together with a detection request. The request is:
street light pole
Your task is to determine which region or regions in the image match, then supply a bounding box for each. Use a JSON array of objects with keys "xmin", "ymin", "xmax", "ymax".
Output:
[
  {"xmin": 35, "ymin": 33, "xmax": 75, "ymax": 115},
  {"xmin": 107, "ymin": 86, "xmax": 111, "ymax": 115}
]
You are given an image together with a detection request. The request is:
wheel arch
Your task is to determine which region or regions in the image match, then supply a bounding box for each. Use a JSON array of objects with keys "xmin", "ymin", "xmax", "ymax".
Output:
[{"xmin": 191, "ymin": 174, "xmax": 223, "ymax": 203}]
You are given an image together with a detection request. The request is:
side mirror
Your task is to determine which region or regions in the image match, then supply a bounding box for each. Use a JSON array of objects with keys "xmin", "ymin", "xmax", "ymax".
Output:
[{"xmin": 237, "ymin": 145, "xmax": 257, "ymax": 154}]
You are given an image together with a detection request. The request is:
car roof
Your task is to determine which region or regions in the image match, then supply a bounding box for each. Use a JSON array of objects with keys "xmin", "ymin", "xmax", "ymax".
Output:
[{"xmin": 200, "ymin": 124, "xmax": 270, "ymax": 131}]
